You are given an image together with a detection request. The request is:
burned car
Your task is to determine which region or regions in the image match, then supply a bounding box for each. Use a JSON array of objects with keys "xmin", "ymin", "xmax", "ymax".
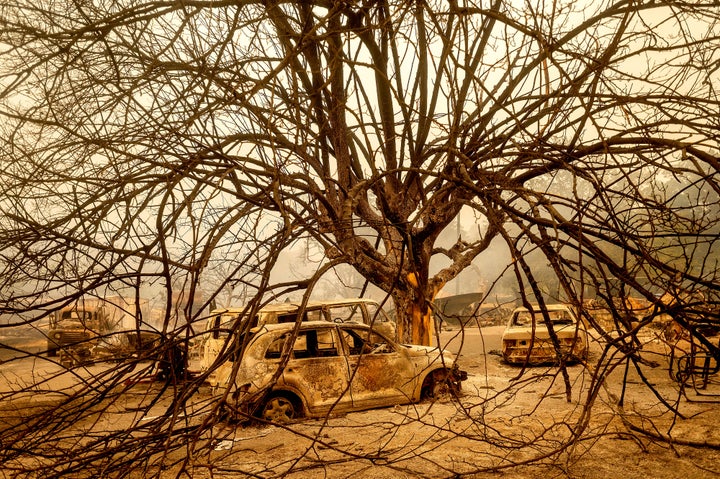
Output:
[
  {"xmin": 212, "ymin": 321, "xmax": 465, "ymax": 422},
  {"xmin": 501, "ymin": 304, "xmax": 588, "ymax": 365}
]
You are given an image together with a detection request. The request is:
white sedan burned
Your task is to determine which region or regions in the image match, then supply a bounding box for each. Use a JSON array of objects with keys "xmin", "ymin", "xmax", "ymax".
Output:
[{"xmin": 212, "ymin": 321, "xmax": 466, "ymax": 422}]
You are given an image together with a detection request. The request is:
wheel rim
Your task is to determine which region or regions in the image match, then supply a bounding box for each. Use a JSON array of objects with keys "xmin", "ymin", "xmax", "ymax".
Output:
[
  {"xmin": 262, "ymin": 396, "xmax": 295, "ymax": 422},
  {"xmin": 432, "ymin": 378, "xmax": 451, "ymax": 398},
  {"xmin": 429, "ymin": 370, "xmax": 460, "ymax": 400}
]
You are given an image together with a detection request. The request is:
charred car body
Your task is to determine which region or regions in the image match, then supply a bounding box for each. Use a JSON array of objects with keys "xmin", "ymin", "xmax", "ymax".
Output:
[
  {"xmin": 501, "ymin": 304, "xmax": 588, "ymax": 365},
  {"xmin": 211, "ymin": 321, "xmax": 466, "ymax": 422}
]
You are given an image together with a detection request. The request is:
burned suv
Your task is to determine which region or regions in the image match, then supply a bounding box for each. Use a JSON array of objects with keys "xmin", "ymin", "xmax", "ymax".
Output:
[{"xmin": 212, "ymin": 321, "xmax": 465, "ymax": 422}]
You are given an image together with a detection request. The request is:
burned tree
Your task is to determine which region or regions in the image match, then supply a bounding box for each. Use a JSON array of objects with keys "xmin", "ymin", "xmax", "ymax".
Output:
[
  {"xmin": 1, "ymin": 1, "xmax": 719, "ymax": 345},
  {"xmin": 1, "ymin": 0, "xmax": 720, "ymax": 477}
]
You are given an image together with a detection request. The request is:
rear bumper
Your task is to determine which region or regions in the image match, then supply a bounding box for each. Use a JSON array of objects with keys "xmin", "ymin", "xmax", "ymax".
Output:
[{"xmin": 502, "ymin": 341, "xmax": 586, "ymax": 365}]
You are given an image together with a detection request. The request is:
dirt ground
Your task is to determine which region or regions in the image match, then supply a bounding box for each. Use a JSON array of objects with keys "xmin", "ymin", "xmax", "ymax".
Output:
[
  {"xmin": 2, "ymin": 326, "xmax": 720, "ymax": 478},
  {"xmin": 143, "ymin": 327, "xmax": 720, "ymax": 478}
]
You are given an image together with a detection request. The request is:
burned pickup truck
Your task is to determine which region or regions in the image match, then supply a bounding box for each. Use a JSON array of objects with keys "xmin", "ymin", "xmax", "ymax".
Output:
[
  {"xmin": 46, "ymin": 297, "xmax": 170, "ymax": 369},
  {"xmin": 46, "ymin": 301, "xmax": 113, "ymax": 360}
]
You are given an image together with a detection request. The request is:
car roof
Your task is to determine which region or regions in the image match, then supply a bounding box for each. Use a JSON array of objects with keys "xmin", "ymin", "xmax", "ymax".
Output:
[
  {"xmin": 209, "ymin": 307, "xmax": 248, "ymax": 314},
  {"xmin": 212, "ymin": 298, "xmax": 380, "ymax": 316},
  {"xmin": 513, "ymin": 304, "xmax": 570, "ymax": 312},
  {"xmin": 256, "ymin": 320, "xmax": 379, "ymax": 334},
  {"xmin": 265, "ymin": 298, "xmax": 378, "ymax": 311}
]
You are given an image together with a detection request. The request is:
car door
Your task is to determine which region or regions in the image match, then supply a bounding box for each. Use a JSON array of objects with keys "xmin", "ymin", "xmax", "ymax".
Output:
[
  {"xmin": 339, "ymin": 325, "xmax": 416, "ymax": 410},
  {"xmin": 201, "ymin": 311, "xmax": 239, "ymax": 372},
  {"xmin": 275, "ymin": 326, "xmax": 353, "ymax": 415}
]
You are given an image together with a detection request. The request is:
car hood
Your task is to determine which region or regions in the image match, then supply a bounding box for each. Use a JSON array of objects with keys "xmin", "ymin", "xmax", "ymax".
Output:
[
  {"xmin": 54, "ymin": 320, "xmax": 87, "ymax": 329},
  {"xmin": 403, "ymin": 344, "xmax": 456, "ymax": 362}
]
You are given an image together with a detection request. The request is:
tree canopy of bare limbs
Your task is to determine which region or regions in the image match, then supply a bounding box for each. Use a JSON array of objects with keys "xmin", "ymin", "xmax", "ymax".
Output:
[{"xmin": 1, "ymin": 0, "xmax": 720, "ymax": 477}]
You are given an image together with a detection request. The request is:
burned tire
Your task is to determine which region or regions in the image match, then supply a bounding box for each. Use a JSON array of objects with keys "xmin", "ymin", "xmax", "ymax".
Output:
[
  {"xmin": 260, "ymin": 394, "xmax": 302, "ymax": 423},
  {"xmin": 422, "ymin": 369, "xmax": 460, "ymax": 401}
]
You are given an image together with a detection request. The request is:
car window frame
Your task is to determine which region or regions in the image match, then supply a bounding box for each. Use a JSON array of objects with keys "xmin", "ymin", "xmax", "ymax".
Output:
[{"xmin": 339, "ymin": 325, "xmax": 395, "ymax": 356}]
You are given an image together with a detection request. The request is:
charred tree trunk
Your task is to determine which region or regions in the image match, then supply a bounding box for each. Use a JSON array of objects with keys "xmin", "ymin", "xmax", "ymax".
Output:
[{"xmin": 392, "ymin": 273, "xmax": 441, "ymax": 346}]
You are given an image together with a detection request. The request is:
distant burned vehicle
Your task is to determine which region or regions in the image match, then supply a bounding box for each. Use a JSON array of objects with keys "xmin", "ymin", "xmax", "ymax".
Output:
[
  {"xmin": 668, "ymin": 324, "xmax": 719, "ymax": 388},
  {"xmin": 46, "ymin": 301, "xmax": 112, "ymax": 357},
  {"xmin": 663, "ymin": 319, "xmax": 720, "ymax": 395},
  {"xmin": 46, "ymin": 297, "xmax": 164, "ymax": 367},
  {"xmin": 501, "ymin": 304, "xmax": 588, "ymax": 365},
  {"xmin": 212, "ymin": 321, "xmax": 465, "ymax": 422},
  {"xmin": 199, "ymin": 298, "xmax": 396, "ymax": 375},
  {"xmin": 655, "ymin": 291, "xmax": 720, "ymax": 394}
]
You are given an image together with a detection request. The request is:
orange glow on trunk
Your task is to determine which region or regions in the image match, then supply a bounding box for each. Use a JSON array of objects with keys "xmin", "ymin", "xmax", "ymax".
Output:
[{"xmin": 410, "ymin": 303, "xmax": 432, "ymax": 346}]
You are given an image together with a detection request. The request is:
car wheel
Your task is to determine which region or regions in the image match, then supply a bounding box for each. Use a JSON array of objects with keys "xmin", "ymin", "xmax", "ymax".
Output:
[
  {"xmin": 261, "ymin": 395, "xmax": 300, "ymax": 423},
  {"xmin": 423, "ymin": 369, "xmax": 459, "ymax": 401},
  {"xmin": 432, "ymin": 378, "xmax": 452, "ymax": 399}
]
